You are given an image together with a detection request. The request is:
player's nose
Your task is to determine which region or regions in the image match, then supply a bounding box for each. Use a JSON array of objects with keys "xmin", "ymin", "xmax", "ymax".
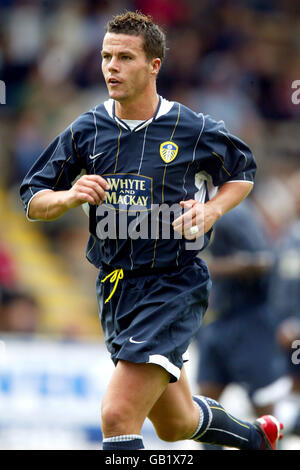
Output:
[{"xmin": 107, "ymin": 56, "xmax": 120, "ymax": 72}]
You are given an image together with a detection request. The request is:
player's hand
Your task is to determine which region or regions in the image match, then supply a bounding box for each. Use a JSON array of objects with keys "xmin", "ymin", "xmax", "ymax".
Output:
[
  {"xmin": 65, "ymin": 175, "xmax": 110, "ymax": 209},
  {"xmin": 172, "ymin": 199, "xmax": 219, "ymax": 240}
]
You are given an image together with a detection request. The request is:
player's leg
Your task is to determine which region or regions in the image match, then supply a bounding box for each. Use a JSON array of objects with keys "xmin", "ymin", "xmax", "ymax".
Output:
[
  {"xmin": 273, "ymin": 374, "xmax": 300, "ymax": 438},
  {"xmin": 194, "ymin": 320, "xmax": 229, "ymax": 449},
  {"xmin": 194, "ymin": 319, "xmax": 229, "ymax": 403},
  {"xmin": 290, "ymin": 376, "xmax": 300, "ymax": 435},
  {"xmin": 238, "ymin": 307, "xmax": 292, "ymax": 420},
  {"xmin": 253, "ymin": 403, "xmax": 275, "ymax": 416},
  {"xmin": 101, "ymin": 359, "xmax": 170, "ymax": 449},
  {"xmin": 148, "ymin": 365, "xmax": 201, "ymax": 441},
  {"xmin": 198, "ymin": 383, "xmax": 226, "ymax": 402},
  {"xmin": 148, "ymin": 365, "xmax": 280, "ymax": 450},
  {"xmin": 197, "ymin": 383, "xmax": 227, "ymax": 450}
]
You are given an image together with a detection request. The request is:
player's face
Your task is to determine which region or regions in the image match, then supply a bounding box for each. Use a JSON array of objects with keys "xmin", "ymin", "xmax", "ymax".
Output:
[{"xmin": 101, "ymin": 33, "xmax": 159, "ymax": 104}]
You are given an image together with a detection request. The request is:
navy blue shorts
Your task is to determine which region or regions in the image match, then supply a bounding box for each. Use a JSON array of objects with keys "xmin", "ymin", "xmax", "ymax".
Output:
[
  {"xmin": 96, "ymin": 258, "xmax": 211, "ymax": 382},
  {"xmin": 195, "ymin": 305, "xmax": 290, "ymax": 403}
]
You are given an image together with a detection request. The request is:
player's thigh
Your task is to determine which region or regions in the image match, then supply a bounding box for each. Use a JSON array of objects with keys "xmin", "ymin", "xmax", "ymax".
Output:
[
  {"xmin": 196, "ymin": 321, "xmax": 231, "ymax": 390},
  {"xmin": 147, "ymin": 366, "xmax": 199, "ymax": 441},
  {"xmin": 101, "ymin": 359, "xmax": 170, "ymax": 435}
]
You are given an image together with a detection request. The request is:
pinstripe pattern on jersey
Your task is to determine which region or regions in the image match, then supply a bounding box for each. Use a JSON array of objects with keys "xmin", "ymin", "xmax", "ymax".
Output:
[
  {"xmin": 20, "ymin": 96, "xmax": 256, "ymax": 271},
  {"xmin": 114, "ymin": 122, "xmax": 123, "ymax": 174},
  {"xmin": 175, "ymin": 114, "xmax": 206, "ymax": 266},
  {"xmin": 212, "ymin": 151, "xmax": 231, "ymax": 177},
  {"xmin": 70, "ymin": 123, "xmax": 81, "ymax": 160},
  {"xmin": 52, "ymin": 154, "xmax": 72, "ymax": 189},
  {"xmin": 151, "ymin": 103, "xmax": 181, "ymax": 268}
]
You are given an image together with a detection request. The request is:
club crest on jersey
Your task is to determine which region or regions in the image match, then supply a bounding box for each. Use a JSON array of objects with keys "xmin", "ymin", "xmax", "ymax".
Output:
[{"xmin": 159, "ymin": 141, "xmax": 178, "ymax": 163}]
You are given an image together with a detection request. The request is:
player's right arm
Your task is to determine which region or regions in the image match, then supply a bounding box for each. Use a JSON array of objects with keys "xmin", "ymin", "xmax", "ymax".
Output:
[
  {"xmin": 20, "ymin": 114, "xmax": 110, "ymax": 222},
  {"xmin": 28, "ymin": 174, "xmax": 110, "ymax": 221}
]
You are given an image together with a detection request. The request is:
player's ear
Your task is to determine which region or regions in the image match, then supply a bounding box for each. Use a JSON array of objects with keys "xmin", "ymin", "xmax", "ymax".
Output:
[{"xmin": 150, "ymin": 58, "xmax": 161, "ymax": 77}]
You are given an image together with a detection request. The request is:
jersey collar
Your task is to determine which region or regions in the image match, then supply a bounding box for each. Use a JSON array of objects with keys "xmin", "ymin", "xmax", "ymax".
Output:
[{"xmin": 103, "ymin": 96, "xmax": 174, "ymax": 132}]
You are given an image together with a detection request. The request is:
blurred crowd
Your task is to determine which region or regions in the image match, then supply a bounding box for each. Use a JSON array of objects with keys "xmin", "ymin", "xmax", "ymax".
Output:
[{"xmin": 0, "ymin": 0, "xmax": 299, "ymax": 340}]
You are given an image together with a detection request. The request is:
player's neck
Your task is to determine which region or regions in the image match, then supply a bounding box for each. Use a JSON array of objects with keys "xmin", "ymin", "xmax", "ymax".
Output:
[{"xmin": 114, "ymin": 91, "xmax": 159, "ymax": 121}]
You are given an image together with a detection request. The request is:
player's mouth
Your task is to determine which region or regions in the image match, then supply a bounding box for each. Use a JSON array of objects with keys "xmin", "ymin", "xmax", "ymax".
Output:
[{"xmin": 108, "ymin": 77, "xmax": 122, "ymax": 87}]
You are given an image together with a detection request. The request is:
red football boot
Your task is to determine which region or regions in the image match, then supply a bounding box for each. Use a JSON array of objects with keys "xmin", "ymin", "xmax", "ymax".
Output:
[{"xmin": 254, "ymin": 415, "xmax": 284, "ymax": 450}]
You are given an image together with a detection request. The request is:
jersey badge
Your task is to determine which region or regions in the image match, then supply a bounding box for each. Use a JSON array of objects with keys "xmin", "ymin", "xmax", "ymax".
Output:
[{"xmin": 159, "ymin": 141, "xmax": 178, "ymax": 163}]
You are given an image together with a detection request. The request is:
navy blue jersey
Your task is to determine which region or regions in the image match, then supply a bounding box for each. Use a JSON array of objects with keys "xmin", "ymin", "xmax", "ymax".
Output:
[
  {"xmin": 269, "ymin": 220, "xmax": 300, "ymax": 320},
  {"xmin": 208, "ymin": 200, "xmax": 272, "ymax": 317},
  {"xmin": 20, "ymin": 96, "xmax": 256, "ymax": 270}
]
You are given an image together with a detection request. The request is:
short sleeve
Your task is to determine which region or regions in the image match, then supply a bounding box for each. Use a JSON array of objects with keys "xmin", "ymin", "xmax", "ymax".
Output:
[
  {"xmin": 20, "ymin": 124, "xmax": 84, "ymax": 218},
  {"xmin": 197, "ymin": 115, "xmax": 257, "ymax": 187}
]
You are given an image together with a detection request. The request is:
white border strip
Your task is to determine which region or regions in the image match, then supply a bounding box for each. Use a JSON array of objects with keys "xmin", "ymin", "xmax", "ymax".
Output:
[
  {"xmin": 148, "ymin": 354, "xmax": 180, "ymax": 381},
  {"xmin": 25, "ymin": 189, "xmax": 52, "ymax": 221},
  {"xmin": 224, "ymin": 180, "xmax": 254, "ymax": 184}
]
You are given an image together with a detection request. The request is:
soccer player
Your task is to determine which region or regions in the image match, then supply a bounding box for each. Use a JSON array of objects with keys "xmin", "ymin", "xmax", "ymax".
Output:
[
  {"xmin": 194, "ymin": 198, "xmax": 291, "ymax": 449},
  {"xmin": 20, "ymin": 11, "xmax": 283, "ymax": 450},
  {"xmin": 269, "ymin": 172, "xmax": 300, "ymax": 437}
]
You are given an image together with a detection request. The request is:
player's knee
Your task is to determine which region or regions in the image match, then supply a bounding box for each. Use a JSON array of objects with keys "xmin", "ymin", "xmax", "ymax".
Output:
[
  {"xmin": 101, "ymin": 401, "xmax": 139, "ymax": 436},
  {"xmin": 101, "ymin": 403, "xmax": 129, "ymax": 435}
]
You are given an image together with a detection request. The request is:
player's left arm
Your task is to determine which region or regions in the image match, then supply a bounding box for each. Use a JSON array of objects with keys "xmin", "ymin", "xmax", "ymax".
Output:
[
  {"xmin": 172, "ymin": 181, "xmax": 253, "ymax": 239},
  {"xmin": 173, "ymin": 114, "xmax": 257, "ymax": 239}
]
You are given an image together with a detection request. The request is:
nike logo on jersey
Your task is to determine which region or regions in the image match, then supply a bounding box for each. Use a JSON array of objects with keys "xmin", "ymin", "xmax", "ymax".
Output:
[
  {"xmin": 129, "ymin": 337, "xmax": 147, "ymax": 344},
  {"xmin": 89, "ymin": 152, "xmax": 104, "ymax": 159}
]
